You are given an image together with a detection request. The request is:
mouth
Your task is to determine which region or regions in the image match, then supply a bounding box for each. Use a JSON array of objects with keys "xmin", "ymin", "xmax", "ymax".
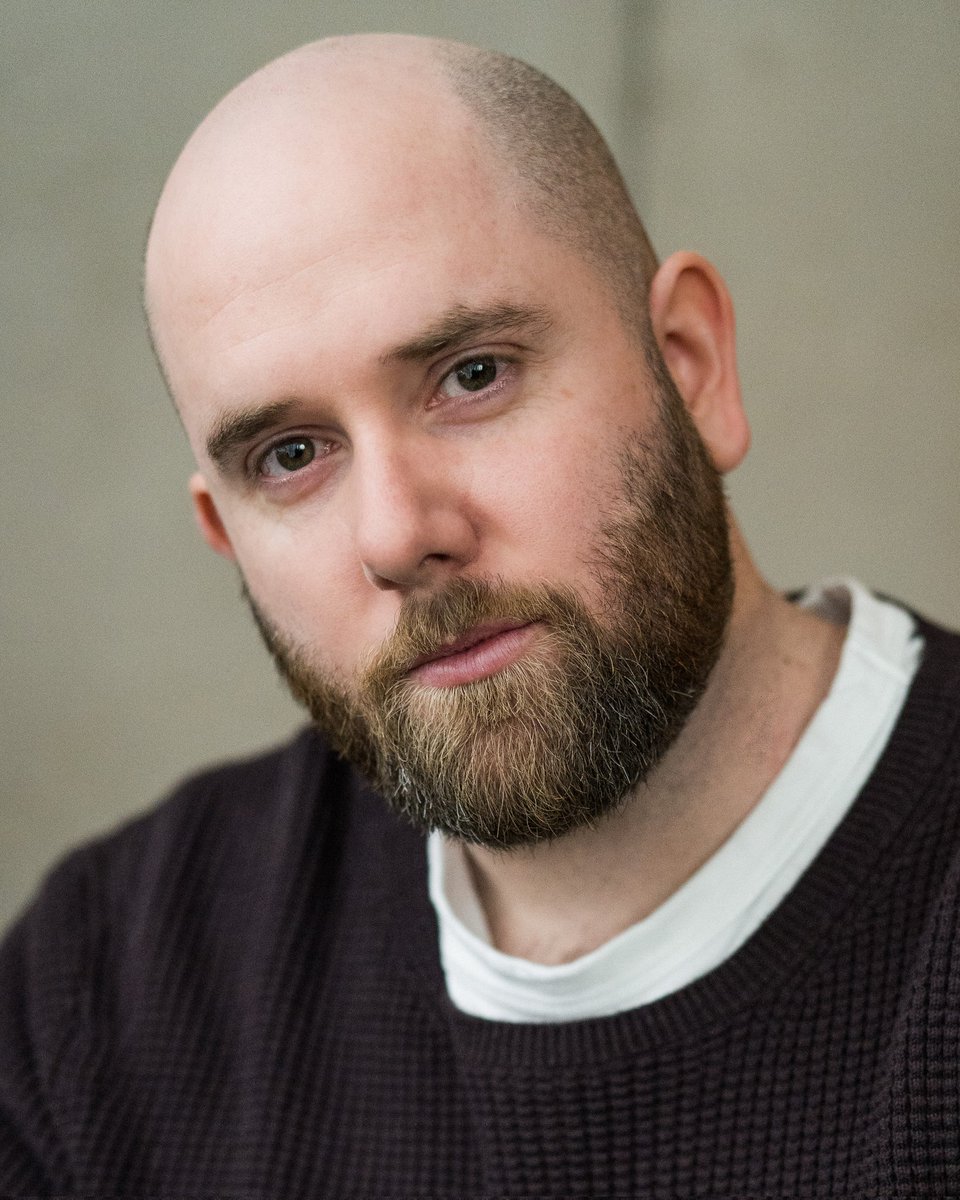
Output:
[{"xmin": 407, "ymin": 620, "xmax": 538, "ymax": 688}]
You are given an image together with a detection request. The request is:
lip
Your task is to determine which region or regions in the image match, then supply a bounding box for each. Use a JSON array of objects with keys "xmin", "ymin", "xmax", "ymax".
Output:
[{"xmin": 407, "ymin": 620, "xmax": 537, "ymax": 687}]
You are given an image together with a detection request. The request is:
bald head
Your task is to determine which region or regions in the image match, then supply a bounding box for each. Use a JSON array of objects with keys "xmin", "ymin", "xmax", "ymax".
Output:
[
  {"xmin": 145, "ymin": 34, "xmax": 658, "ymax": 397},
  {"xmin": 437, "ymin": 40, "xmax": 658, "ymax": 327}
]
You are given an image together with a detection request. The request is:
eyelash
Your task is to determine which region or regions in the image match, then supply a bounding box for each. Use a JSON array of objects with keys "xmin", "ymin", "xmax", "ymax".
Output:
[
  {"xmin": 432, "ymin": 353, "xmax": 516, "ymax": 407},
  {"xmin": 250, "ymin": 352, "xmax": 518, "ymax": 484},
  {"xmin": 253, "ymin": 434, "xmax": 334, "ymax": 482}
]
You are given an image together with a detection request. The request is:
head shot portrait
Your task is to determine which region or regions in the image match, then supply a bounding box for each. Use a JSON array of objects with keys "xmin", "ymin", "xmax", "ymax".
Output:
[{"xmin": 2, "ymin": 6, "xmax": 959, "ymax": 1197}]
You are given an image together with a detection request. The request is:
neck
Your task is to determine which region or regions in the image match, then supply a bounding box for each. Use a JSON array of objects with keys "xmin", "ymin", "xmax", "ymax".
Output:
[{"xmin": 463, "ymin": 536, "xmax": 846, "ymax": 964}]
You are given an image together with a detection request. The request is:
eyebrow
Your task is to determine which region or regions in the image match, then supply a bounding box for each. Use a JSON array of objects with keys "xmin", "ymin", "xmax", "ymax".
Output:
[
  {"xmin": 204, "ymin": 301, "xmax": 554, "ymax": 472},
  {"xmin": 380, "ymin": 301, "xmax": 553, "ymax": 364},
  {"xmin": 205, "ymin": 398, "xmax": 298, "ymax": 471}
]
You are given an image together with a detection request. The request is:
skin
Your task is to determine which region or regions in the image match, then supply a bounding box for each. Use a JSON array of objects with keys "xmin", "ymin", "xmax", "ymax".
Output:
[{"xmin": 146, "ymin": 35, "xmax": 844, "ymax": 964}]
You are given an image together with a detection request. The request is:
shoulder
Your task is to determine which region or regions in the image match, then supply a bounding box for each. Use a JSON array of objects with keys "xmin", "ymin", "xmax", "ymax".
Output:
[
  {"xmin": 0, "ymin": 726, "xmax": 370, "ymax": 1047},
  {"xmin": 872, "ymin": 618, "xmax": 960, "ymax": 1167},
  {"xmin": 0, "ymin": 732, "xmax": 415, "ymax": 1189},
  {"xmin": 914, "ymin": 610, "xmax": 960, "ymax": 687},
  {"xmin": 866, "ymin": 607, "xmax": 960, "ymax": 851},
  {"xmin": 44, "ymin": 727, "xmax": 345, "ymax": 920},
  {"xmin": 901, "ymin": 609, "xmax": 960, "ymax": 764}
]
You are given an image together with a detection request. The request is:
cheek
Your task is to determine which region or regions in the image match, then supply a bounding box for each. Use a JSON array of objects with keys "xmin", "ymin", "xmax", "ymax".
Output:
[
  {"xmin": 226, "ymin": 512, "xmax": 368, "ymax": 659},
  {"xmin": 473, "ymin": 421, "xmax": 616, "ymax": 590}
]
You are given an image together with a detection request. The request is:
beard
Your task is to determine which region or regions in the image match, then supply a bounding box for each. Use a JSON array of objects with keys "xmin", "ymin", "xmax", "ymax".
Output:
[{"xmin": 247, "ymin": 359, "xmax": 733, "ymax": 850}]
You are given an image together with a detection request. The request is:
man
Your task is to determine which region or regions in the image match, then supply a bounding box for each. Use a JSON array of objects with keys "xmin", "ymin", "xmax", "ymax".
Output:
[{"xmin": 1, "ymin": 33, "xmax": 958, "ymax": 1198}]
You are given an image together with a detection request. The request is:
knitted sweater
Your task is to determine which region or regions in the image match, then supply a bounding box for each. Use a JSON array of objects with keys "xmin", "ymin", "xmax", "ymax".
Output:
[{"xmin": 1, "ymin": 614, "xmax": 959, "ymax": 1199}]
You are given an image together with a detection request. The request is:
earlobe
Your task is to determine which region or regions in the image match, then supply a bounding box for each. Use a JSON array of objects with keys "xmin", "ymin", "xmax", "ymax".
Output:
[
  {"xmin": 647, "ymin": 252, "xmax": 751, "ymax": 474},
  {"xmin": 189, "ymin": 472, "xmax": 236, "ymax": 560}
]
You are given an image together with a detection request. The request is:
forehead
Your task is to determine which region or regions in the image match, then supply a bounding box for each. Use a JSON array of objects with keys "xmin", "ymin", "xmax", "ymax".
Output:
[
  {"xmin": 150, "ymin": 79, "xmax": 502, "ymax": 302},
  {"xmin": 147, "ymin": 94, "xmax": 608, "ymax": 438}
]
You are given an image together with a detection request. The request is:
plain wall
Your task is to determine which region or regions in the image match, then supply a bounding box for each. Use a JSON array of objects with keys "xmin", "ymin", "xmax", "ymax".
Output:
[
  {"xmin": 2, "ymin": 2, "xmax": 957, "ymax": 933},
  {"xmin": 623, "ymin": 3, "xmax": 960, "ymax": 613}
]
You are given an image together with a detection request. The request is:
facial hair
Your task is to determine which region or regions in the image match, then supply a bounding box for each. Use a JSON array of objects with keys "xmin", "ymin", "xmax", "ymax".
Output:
[{"xmin": 247, "ymin": 367, "xmax": 733, "ymax": 850}]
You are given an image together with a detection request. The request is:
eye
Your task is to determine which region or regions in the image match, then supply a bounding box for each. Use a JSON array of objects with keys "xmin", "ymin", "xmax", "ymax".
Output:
[
  {"xmin": 259, "ymin": 437, "xmax": 318, "ymax": 478},
  {"xmin": 438, "ymin": 355, "xmax": 501, "ymax": 399}
]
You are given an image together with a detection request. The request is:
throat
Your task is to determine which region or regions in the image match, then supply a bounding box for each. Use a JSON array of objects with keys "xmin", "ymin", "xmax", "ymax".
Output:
[
  {"xmin": 461, "ymin": 800, "xmax": 690, "ymax": 964},
  {"xmin": 456, "ymin": 586, "xmax": 847, "ymax": 966}
]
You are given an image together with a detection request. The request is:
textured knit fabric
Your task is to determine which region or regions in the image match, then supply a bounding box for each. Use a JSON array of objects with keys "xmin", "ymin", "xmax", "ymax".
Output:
[{"xmin": 1, "ymin": 612, "xmax": 959, "ymax": 1199}]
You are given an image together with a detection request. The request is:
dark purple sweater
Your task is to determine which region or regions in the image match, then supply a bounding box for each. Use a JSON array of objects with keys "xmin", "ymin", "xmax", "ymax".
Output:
[{"xmin": 2, "ymin": 614, "xmax": 959, "ymax": 1198}]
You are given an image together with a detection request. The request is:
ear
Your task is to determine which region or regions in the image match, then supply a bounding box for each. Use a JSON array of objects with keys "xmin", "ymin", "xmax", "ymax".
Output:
[
  {"xmin": 189, "ymin": 471, "xmax": 236, "ymax": 560},
  {"xmin": 647, "ymin": 251, "xmax": 750, "ymax": 473}
]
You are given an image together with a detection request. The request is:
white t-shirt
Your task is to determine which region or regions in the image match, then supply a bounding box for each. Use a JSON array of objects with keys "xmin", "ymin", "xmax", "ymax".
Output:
[{"xmin": 427, "ymin": 580, "xmax": 923, "ymax": 1023}]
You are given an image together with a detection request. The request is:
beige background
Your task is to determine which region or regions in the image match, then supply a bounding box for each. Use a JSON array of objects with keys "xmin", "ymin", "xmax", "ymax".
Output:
[{"xmin": 2, "ymin": 2, "xmax": 957, "ymax": 933}]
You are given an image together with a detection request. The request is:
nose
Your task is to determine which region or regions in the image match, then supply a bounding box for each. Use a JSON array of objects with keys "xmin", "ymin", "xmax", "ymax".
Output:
[{"xmin": 351, "ymin": 439, "xmax": 479, "ymax": 591}]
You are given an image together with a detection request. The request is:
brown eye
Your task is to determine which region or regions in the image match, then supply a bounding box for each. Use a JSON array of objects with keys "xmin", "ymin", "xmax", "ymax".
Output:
[
  {"xmin": 456, "ymin": 358, "xmax": 497, "ymax": 391},
  {"xmin": 262, "ymin": 438, "xmax": 316, "ymax": 476},
  {"xmin": 440, "ymin": 356, "xmax": 500, "ymax": 398}
]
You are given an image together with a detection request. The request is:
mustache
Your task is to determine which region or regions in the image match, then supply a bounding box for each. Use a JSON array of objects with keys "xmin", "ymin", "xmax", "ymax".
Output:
[{"xmin": 360, "ymin": 577, "xmax": 589, "ymax": 689}]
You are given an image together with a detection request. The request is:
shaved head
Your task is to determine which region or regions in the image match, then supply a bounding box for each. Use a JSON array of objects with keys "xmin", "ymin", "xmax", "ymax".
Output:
[
  {"xmin": 437, "ymin": 41, "xmax": 658, "ymax": 332},
  {"xmin": 144, "ymin": 34, "xmax": 658, "ymax": 396},
  {"xmin": 139, "ymin": 33, "xmax": 744, "ymax": 851}
]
